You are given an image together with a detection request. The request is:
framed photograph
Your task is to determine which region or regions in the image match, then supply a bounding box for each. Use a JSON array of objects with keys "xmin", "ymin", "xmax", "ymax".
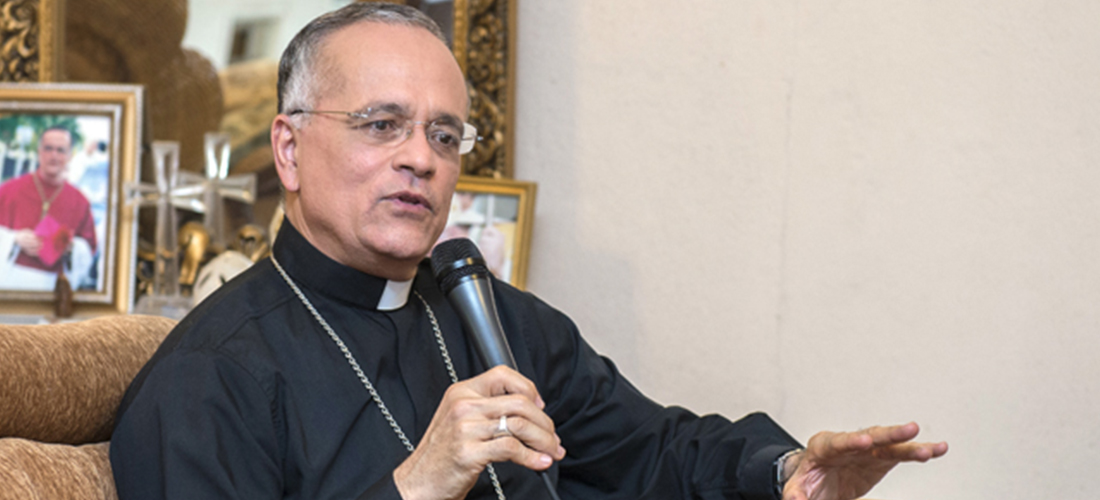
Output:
[
  {"xmin": 435, "ymin": 175, "xmax": 536, "ymax": 289},
  {"xmin": 0, "ymin": 83, "xmax": 142, "ymax": 315}
]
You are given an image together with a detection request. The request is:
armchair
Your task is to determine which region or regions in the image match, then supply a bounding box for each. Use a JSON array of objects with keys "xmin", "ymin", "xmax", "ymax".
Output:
[{"xmin": 0, "ymin": 315, "xmax": 175, "ymax": 500}]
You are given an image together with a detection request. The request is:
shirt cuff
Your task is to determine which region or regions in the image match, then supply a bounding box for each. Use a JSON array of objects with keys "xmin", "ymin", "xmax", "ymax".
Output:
[
  {"xmin": 738, "ymin": 443, "xmax": 801, "ymax": 500},
  {"xmin": 355, "ymin": 472, "xmax": 405, "ymax": 500}
]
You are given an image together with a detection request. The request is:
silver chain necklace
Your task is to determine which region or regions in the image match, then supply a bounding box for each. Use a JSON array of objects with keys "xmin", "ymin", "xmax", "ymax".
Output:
[{"xmin": 270, "ymin": 255, "xmax": 506, "ymax": 500}]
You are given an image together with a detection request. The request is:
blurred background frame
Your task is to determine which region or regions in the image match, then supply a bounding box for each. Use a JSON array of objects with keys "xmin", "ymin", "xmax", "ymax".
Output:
[{"xmin": 436, "ymin": 175, "xmax": 536, "ymax": 289}]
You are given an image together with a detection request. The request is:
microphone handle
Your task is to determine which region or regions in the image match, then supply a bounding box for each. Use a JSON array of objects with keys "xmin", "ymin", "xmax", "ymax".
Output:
[
  {"xmin": 540, "ymin": 470, "xmax": 563, "ymax": 500},
  {"xmin": 445, "ymin": 281, "xmax": 562, "ymax": 500},
  {"xmin": 446, "ymin": 277, "xmax": 517, "ymax": 370}
]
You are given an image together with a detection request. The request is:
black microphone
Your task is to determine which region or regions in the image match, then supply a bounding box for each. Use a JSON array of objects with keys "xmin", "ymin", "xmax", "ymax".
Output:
[
  {"xmin": 431, "ymin": 238, "xmax": 562, "ymax": 500},
  {"xmin": 431, "ymin": 238, "xmax": 517, "ymax": 371}
]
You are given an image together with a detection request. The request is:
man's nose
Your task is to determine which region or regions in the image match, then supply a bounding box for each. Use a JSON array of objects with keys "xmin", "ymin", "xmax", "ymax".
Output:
[{"xmin": 393, "ymin": 124, "xmax": 436, "ymax": 177}]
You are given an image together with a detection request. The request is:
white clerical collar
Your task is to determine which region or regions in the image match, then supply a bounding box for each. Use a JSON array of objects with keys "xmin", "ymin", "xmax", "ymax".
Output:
[{"xmin": 377, "ymin": 278, "xmax": 413, "ymax": 311}]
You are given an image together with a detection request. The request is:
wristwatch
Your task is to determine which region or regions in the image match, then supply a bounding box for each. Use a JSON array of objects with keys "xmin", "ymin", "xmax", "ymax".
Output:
[{"xmin": 774, "ymin": 448, "xmax": 804, "ymax": 498}]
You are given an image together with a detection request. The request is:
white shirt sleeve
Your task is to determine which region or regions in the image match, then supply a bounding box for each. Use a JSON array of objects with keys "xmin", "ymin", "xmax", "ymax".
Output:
[{"xmin": 66, "ymin": 236, "xmax": 95, "ymax": 288}]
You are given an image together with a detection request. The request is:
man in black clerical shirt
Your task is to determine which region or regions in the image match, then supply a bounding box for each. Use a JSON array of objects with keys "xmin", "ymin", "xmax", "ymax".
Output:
[{"xmin": 110, "ymin": 4, "xmax": 947, "ymax": 500}]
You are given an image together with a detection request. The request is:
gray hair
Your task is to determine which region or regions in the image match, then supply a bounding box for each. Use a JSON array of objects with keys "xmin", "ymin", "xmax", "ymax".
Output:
[{"xmin": 277, "ymin": 2, "xmax": 449, "ymax": 116}]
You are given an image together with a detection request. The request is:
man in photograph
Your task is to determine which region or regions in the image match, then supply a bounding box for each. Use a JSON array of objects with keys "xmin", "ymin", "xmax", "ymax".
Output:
[{"xmin": 0, "ymin": 126, "xmax": 97, "ymax": 290}]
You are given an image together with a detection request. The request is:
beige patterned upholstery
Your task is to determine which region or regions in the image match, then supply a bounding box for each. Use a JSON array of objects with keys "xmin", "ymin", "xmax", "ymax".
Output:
[{"xmin": 0, "ymin": 315, "xmax": 175, "ymax": 500}]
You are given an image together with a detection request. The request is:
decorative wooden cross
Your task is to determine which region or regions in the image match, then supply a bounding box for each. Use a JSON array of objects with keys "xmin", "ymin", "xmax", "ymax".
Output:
[{"xmin": 174, "ymin": 133, "xmax": 256, "ymax": 249}]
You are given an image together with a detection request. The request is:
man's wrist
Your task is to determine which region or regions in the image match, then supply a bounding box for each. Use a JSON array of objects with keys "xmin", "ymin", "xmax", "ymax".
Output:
[{"xmin": 774, "ymin": 447, "xmax": 803, "ymax": 497}]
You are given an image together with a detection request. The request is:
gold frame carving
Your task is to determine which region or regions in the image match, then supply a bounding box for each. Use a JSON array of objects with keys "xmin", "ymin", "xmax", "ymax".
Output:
[
  {"xmin": 0, "ymin": 83, "xmax": 142, "ymax": 316},
  {"xmin": 0, "ymin": 0, "xmax": 64, "ymax": 82},
  {"xmin": 452, "ymin": 0, "xmax": 516, "ymax": 179},
  {"xmin": 365, "ymin": 0, "xmax": 517, "ymax": 178}
]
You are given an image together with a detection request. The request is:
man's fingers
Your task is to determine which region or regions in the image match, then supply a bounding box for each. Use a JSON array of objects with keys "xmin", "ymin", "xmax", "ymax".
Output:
[
  {"xmin": 814, "ymin": 422, "xmax": 935, "ymax": 457},
  {"xmin": 442, "ymin": 372, "xmax": 564, "ymax": 463},
  {"xmin": 878, "ymin": 422, "xmax": 920, "ymax": 444},
  {"xmin": 483, "ymin": 433, "xmax": 556, "ymax": 470},
  {"xmin": 14, "ymin": 230, "xmax": 42, "ymax": 255},
  {"xmin": 848, "ymin": 422, "xmax": 921, "ymax": 448},
  {"xmin": 872, "ymin": 440, "xmax": 950, "ymax": 462},
  {"xmin": 463, "ymin": 366, "xmax": 544, "ymax": 407},
  {"xmin": 815, "ymin": 430, "xmax": 871, "ymax": 456},
  {"xmin": 486, "ymin": 415, "xmax": 566, "ymax": 461},
  {"xmin": 449, "ymin": 392, "xmax": 556, "ymax": 438},
  {"xmin": 815, "ymin": 433, "xmax": 949, "ymax": 463}
]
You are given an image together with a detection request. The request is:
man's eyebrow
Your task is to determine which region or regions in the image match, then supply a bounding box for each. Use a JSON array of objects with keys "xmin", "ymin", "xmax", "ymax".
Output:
[
  {"xmin": 355, "ymin": 102, "xmax": 464, "ymax": 128},
  {"xmin": 430, "ymin": 113, "xmax": 464, "ymax": 130}
]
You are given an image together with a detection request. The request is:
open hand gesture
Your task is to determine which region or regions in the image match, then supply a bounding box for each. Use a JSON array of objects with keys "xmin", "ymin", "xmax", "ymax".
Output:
[{"xmin": 782, "ymin": 422, "xmax": 948, "ymax": 500}]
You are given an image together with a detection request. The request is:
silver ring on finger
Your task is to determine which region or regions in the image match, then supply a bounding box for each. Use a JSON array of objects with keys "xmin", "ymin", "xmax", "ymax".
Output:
[{"xmin": 493, "ymin": 415, "xmax": 512, "ymax": 439}]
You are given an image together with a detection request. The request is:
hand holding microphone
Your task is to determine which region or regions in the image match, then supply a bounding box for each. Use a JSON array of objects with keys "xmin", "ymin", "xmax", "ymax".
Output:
[{"xmin": 392, "ymin": 239, "xmax": 564, "ymax": 500}]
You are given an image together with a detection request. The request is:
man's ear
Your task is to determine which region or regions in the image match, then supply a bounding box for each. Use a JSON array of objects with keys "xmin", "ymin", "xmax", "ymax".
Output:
[{"xmin": 271, "ymin": 115, "xmax": 301, "ymax": 192}]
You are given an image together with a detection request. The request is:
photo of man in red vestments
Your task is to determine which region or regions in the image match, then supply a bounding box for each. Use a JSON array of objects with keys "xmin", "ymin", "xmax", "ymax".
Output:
[{"xmin": 0, "ymin": 126, "xmax": 98, "ymax": 291}]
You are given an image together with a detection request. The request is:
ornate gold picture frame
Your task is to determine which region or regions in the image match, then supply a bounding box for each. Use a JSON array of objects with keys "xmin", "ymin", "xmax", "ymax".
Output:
[
  {"xmin": 0, "ymin": 83, "xmax": 141, "ymax": 316},
  {"xmin": 436, "ymin": 175, "xmax": 536, "ymax": 289},
  {"xmin": 0, "ymin": 0, "xmax": 65, "ymax": 82},
  {"xmin": 397, "ymin": 0, "xmax": 516, "ymax": 179},
  {"xmin": 450, "ymin": 0, "xmax": 516, "ymax": 179}
]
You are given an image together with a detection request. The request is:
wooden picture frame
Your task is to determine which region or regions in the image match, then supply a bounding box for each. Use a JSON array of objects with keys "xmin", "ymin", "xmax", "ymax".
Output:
[
  {"xmin": 436, "ymin": 175, "xmax": 536, "ymax": 289},
  {"xmin": 0, "ymin": 83, "xmax": 142, "ymax": 316}
]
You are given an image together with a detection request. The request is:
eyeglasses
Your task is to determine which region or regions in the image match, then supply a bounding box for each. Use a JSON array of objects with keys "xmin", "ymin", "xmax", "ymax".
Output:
[{"xmin": 288, "ymin": 108, "xmax": 479, "ymax": 158}]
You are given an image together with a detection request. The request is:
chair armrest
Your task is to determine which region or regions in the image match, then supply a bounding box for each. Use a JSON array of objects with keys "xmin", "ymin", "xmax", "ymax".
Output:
[{"xmin": 0, "ymin": 315, "xmax": 175, "ymax": 444}]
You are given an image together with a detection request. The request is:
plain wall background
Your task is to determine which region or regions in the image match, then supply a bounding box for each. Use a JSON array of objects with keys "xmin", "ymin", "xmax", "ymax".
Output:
[{"xmin": 514, "ymin": 2, "xmax": 1100, "ymax": 499}]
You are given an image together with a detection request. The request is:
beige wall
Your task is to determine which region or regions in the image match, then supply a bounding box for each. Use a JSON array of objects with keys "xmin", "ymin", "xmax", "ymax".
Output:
[{"xmin": 515, "ymin": 2, "xmax": 1100, "ymax": 499}]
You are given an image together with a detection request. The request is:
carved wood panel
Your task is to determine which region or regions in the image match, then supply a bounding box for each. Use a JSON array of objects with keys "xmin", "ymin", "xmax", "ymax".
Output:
[
  {"xmin": 0, "ymin": 0, "xmax": 62, "ymax": 82},
  {"xmin": 458, "ymin": 0, "xmax": 515, "ymax": 179}
]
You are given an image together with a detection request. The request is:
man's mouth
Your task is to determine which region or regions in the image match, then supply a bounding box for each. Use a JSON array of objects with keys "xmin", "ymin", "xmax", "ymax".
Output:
[{"xmin": 388, "ymin": 191, "xmax": 432, "ymax": 213}]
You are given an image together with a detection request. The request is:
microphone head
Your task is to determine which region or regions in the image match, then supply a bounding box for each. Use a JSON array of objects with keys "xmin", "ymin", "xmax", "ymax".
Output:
[{"xmin": 431, "ymin": 238, "xmax": 492, "ymax": 294}]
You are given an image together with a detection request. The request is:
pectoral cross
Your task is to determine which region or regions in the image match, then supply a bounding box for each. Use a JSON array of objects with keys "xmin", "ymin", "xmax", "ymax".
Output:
[
  {"xmin": 173, "ymin": 133, "xmax": 256, "ymax": 249},
  {"xmin": 32, "ymin": 172, "xmax": 62, "ymax": 220}
]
